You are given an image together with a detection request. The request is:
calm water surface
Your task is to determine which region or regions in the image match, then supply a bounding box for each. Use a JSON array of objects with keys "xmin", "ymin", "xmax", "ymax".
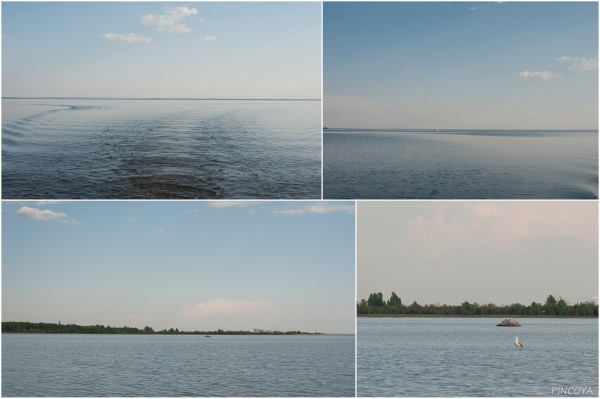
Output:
[
  {"xmin": 358, "ymin": 318, "xmax": 598, "ymax": 396},
  {"xmin": 324, "ymin": 129, "xmax": 598, "ymax": 199},
  {"xmin": 2, "ymin": 334, "xmax": 354, "ymax": 397},
  {"xmin": 2, "ymin": 99, "xmax": 321, "ymax": 199}
]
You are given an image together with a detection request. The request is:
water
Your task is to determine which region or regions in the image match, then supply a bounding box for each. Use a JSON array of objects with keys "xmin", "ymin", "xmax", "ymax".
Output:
[
  {"xmin": 324, "ymin": 129, "xmax": 598, "ymax": 199},
  {"xmin": 2, "ymin": 334, "xmax": 354, "ymax": 397},
  {"xmin": 358, "ymin": 317, "xmax": 598, "ymax": 397},
  {"xmin": 2, "ymin": 99, "xmax": 321, "ymax": 199}
]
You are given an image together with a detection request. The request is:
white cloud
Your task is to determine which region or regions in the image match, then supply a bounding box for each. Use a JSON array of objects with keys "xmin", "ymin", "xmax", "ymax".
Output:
[
  {"xmin": 518, "ymin": 70, "xmax": 563, "ymax": 80},
  {"xmin": 16, "ymin": 206, "xmax": 67, "ymax": 221},
  {"xmin": 198, "ymin": 35, "xmax": 216, "ymax": 42},
  {"xmin": 100, "ymin": 33, "xmax": 151, "ymax": 44},
  {"xmin": 568, "ymin": 55, "xmax": 598, "ymax": 73},
  {"xmin": 140, "ymin": 7, "xmax": 198, "ymax": 34},
  {"xmin": 397, "ymin": 202, "xmax": 597, "ymax": 257},
  {"xmin": 126, "ymin": 219, "xmax": 135, "ymax": 222},
  {"xmin": 153, "ymin": 229, "xmax": 164, "ymax": 233},
  {"xmin": 467, "ymin": 4, "xmax": 488, "ymax": 10},
  {"xmin": 556, "ymin": 56, "xmax": 578, "ymax": 62},
  {"xmin": 208, "ymin": 201, "xmax": 265, "ymax": 209},
  {"xmin": 556, "ymin": 55, "xmax": 598, "ymax": 74},
  {"xmin": 274, "ymin": 203, "xmax": 355, "ymax": 216},
  {"xmin": 178, "ymin": 299, "xmax": 278, "ymax": 318}
]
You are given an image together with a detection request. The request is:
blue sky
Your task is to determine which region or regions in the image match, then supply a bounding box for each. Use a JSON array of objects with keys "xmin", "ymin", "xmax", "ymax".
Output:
[
  {"xmin": 358, "ymin": 201, "xmax": 598, "ymax": 306},
  {"xmin": 2, "ymin": 201, "xmax": 355, "ymax": 334},
  {"xmin": 324, "ymin": 2, "xmax": 598, "ymax": 129},
  {"xmin": 2, "ymin": 2, "xmax": 321, "ymax": 99}
]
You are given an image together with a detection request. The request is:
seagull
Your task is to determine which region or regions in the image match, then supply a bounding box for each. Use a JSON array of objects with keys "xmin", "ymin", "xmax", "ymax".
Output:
[{"xmin": 514, "ymin": 337, "xmax": 523, "ymax": 348}]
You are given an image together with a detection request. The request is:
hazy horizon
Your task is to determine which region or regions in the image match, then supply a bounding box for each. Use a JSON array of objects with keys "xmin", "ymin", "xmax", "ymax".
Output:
[
  {"xmin": 358, "ymin": 201, "xmax": 598, "ymax": 307},
  {"xmin": 324, "ymin": 127, "xmax": 598, "ymax": 131},
  {"xmin": 2, "ymin": 201, "xmax": 355, "ymax": 334},
  {"xmin": 324, "ymin": 2, "xmax": 598, "ymax": 130},
  {"xmin": 2, "ymin": 97, "xmax": 321, "ymax": 100}
]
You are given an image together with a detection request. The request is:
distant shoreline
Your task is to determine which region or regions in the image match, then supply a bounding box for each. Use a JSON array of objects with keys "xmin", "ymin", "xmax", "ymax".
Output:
[
  {"xmin": 358, "ymin": 314, "xmax": 598, "ymax": 318},
  {"xmin": 2, "ymin": 322, "xmax": 328, "ymax": 335},
  {"xmin": 323, "ymin": 128, "xmax": 598, "ymax": 132},
  {"xmin": 2, "ymin": 332, "xmax": 342, "ymax": 336}
]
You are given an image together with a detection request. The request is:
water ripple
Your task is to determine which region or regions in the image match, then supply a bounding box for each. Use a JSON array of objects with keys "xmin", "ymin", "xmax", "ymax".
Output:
[
  {"xmin": 3, "ymin": 334, "xmax": 355, "ymax": 397},
  {"xmin": 324, "ymin": 131, "xmax": 598, "ymax": 199},
  {"xmin": 358, "ymin": 318, "xmax": 598, "ymax": 397},
  {"xmin": 3, "ymin": 99, "xmax": 321, "ymax": 199}
]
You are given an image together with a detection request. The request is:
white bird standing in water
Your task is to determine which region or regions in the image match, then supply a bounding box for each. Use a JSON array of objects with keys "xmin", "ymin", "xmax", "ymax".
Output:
[{"xmin": 514, "ymin": 337, "xmax": 523, "ymax": 348}]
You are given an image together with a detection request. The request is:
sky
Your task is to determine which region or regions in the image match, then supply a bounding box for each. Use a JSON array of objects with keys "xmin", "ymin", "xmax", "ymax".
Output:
[
  {"xmin": 324, "ymin": 2, "xmax": 598, "ymax": 129},
  {"xmin": 2, "ymin": 2, "xmax": 321, "ymax": 99},
  {"xmin": 2, "ymin": 201, "xmax": 355, "ymax": 334},
  {"xmin": 358, "ymin": 201, "xmax": 598, "ymax": 307}
]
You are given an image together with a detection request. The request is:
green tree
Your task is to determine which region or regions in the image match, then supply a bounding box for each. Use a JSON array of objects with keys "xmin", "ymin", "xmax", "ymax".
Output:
[
  {"xmin": 556, "ymin": 298, "xmax": 569, "ymax": 315},
  {"xmin": 388, "ymin": 292, "xmax": 402, "ymax": 306},
  {"xmin": 545, "ymin": 295, "xmax": 557, "ymax": 315},
  {"xmin": 367, "ymin": 292, "xmax": 384, "ymax": 307}
]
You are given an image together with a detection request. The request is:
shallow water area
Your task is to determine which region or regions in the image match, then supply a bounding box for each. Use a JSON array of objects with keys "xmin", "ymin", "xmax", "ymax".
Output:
[
  {"xmin": 357, "ymin": 317, "xmax": 598, "ymax": 397},
  {"xmin": 2, "ymin": 334, "xmax": 355, "ymax": 397},
  {"xmin": 324, "ymin": 129, "xmax": 598, "ymax": 199},
  {"xmin": 2, "ymin": 99, "xmax": 321, "ymax": 199}
]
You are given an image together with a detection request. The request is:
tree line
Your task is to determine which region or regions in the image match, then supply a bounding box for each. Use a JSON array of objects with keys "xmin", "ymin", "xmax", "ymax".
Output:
[
  {"xmin": 1, "ymin": 322, "xmax": 319, "ymax": 335},
  {"xmin": 358, "ymin": 293, "xmax": 598, "ymax": 317}
]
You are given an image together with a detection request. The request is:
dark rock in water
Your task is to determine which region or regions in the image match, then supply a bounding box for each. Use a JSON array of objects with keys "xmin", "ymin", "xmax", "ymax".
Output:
[{"xmin": 496, "ymin": 318, "xmax": 521, "ymax": 327}]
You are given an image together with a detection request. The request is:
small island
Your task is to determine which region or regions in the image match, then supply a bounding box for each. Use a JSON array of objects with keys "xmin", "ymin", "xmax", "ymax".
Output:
[
  {"xmin": 2, "ymin": 322, "xmax": 322, "ymax": 335},
  {"xmin": 357, "ymin": 293, "xmax": 598, "ymax": 317}
]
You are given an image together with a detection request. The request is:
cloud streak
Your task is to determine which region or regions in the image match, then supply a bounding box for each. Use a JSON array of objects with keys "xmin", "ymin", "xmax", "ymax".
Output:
[
  {"xmin": 556, "ymin": 55, "xmax": 598, "ymax": 73},
  {"xmin": 467, "ymin": 4, "xmax": 488, "ymax": 10},
  {"xmin": 208, "ymin": 201, "xmax": 266, "ymax": 209},
  {"xmin": 198, "ymin": 35, "xmax": 216, "ymax": 42},
  {"xmin": 100, "ymin": 33, "xmax": 151, "ymax": 44},
  {"xmin": 178, "ymin": 299, "xmax": 278, "ymax": 318},
  {"xmin": 274, "ymin": 203, "xmax": 355, "ymax": 216},
  {"xmin": 140, "ymin": 7, "xmax": 198, "ymax": 34},
  {"xmin": 16, "ymin": 206, "xmax": 67, "ymax": 221},
  {"xmin": 518, "ymin": 70, "xmax": 562, "ymax": 80},
  {"xmin": 397, "ymin": 202, "xmax": 597, "ymax": 257}
]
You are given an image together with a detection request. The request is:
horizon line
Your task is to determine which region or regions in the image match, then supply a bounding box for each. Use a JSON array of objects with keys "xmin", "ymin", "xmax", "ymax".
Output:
[
  {"xmin": 3, "ymin": 97, "xmax": 321, "ymax": 101},
  {"xmin": 324, "ymin": 127, "xmax": 599, "ymax": 131}
]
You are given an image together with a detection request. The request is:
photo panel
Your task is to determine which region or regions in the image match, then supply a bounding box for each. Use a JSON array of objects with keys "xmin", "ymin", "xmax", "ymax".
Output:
[
  {"xmin": 323, "ymin": 2, "xmax": 598, "ymax": 199},
  {"xmin": 2, "ymin": 200, "xmax": 356, "ymax": 397},
  {"xmin": 2, "ymin": 2, "xmax": 322, "ymax": 200},
  {"xmin": 356, "ymin": 200, "xmax": 598, "ymax": 396}
]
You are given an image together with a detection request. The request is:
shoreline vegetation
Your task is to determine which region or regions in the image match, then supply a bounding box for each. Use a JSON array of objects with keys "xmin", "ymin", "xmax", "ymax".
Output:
[
  {"xmin": 1, "ymin": 322, "xmax": 322, "ymax": 335},
  {"xmin": 358, "ymin": 293, "xmax": 598, "ymax": 317}
]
